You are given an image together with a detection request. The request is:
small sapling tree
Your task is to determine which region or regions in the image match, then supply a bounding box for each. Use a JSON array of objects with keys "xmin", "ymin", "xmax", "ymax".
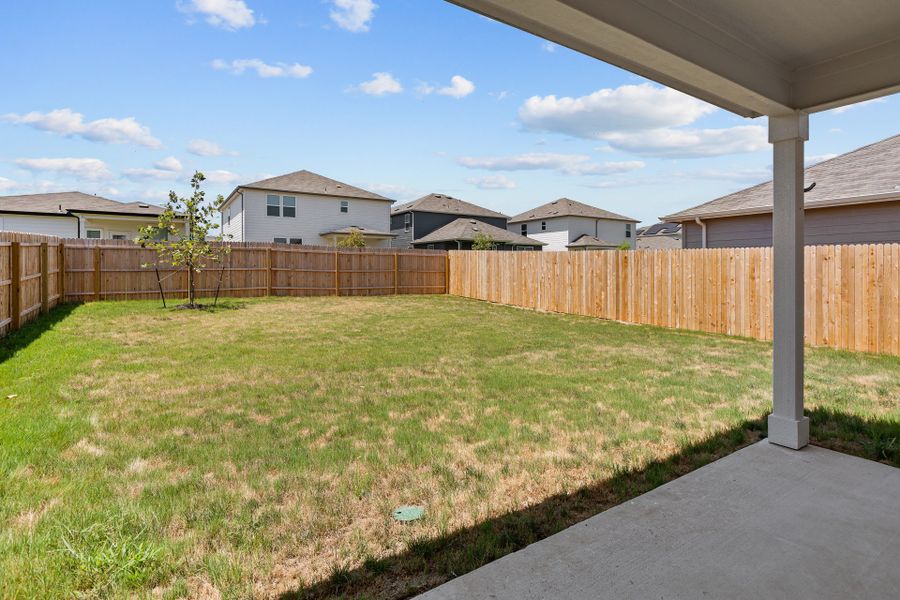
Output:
[
  {"xmin": 137, "ymin": 171, "xmax": 230, "ymax": 308},
  {"xmin": 471, "ymin": 232, "xmax": 496, "ymax": 250},
  {"xmin": 336, "ymin": 229, "xmax": 367, "ymax": 248}
]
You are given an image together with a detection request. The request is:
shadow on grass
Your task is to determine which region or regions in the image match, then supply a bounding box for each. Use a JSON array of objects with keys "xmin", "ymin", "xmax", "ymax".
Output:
[
  {"xmin": 0, "ymin": 302, "xmax": 79, "ymax": 365},
  {"xmin": 282, "ymin": 409, "xmax": 899, "ymax": 600}
]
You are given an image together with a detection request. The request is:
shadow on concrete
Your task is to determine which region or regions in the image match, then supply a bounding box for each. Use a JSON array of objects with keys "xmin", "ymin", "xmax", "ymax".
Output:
[{"xmin": 281, "ymin": 409, "xmax": 898, "ymax": 600}]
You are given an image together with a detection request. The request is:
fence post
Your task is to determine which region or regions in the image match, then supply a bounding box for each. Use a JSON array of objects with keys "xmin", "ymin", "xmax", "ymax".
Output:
[
  {"xmin": 265, "ymin": 248, "xmax": 272, "ymax": 296},
  {"xmin": 93, "ymin": 246, "xmax": 102, "ymax": 301},
  {"xmin": 10, "ymin": 242, "xmax": 21, "ymax": 331},
  {"xmin": 58, "ymin": 242, "xmax": 66, "ymax": 302},
  {"xmin": 334, "ymin": 250, "xmax": 341, "ymax": 296},
  {"xmin": 393, "ymin": 253, "xmax": 399, "ymax": 295},
  {"xmin": 40, "ymin": 242, "xmax": 49, "ymax": 314},
  {"xmin": 445, "ymin": 253, "xmax": 450, "ymax": 294}
]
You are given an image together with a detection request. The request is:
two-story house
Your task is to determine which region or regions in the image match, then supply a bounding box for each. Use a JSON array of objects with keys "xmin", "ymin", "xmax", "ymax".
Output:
[
  {"xmin": 390, "ymin": 193, "xmax": 511, "ymax": 248},
  {"xmin": 508, "ymin": 198, "xmax": 640, "ymax": 251},
  {"xmin": 220, "ymin": 170, "xmax": 395, "ymax": 246}
]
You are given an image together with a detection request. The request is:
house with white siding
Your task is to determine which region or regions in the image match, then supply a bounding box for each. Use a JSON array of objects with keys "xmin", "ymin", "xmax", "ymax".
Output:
[
  {"xmin": 220, "ymin": 170, "xmax": 395, "ymax": 246},
  {"xmin": 0, "ymin": 191, "xmax": 180, "ymax": 239},
  {"xmin": 508, "ymin": 198, "xmax": 639, "ymax": 251}
]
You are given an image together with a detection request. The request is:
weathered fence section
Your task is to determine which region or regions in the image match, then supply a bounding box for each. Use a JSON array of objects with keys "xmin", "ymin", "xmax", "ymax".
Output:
[
  {"xmin": 450, "ymin": 244, "xmax": 900, "ymax": 356},
  {"xmin": 1, "ymin": 233, "xmax": 448, "ymax": 339}
]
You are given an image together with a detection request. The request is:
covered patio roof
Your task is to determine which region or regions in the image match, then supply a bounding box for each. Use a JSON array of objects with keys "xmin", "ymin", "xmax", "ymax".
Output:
[{"xmin": 448, "ymin": 0, "xmax": 900, "ymax": 116}]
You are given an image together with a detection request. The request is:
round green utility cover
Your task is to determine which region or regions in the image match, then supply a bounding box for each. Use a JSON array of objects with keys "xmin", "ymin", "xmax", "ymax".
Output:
[{"xmin": 392, "ymin": 505, "xmax": 424, "ymax": 522}]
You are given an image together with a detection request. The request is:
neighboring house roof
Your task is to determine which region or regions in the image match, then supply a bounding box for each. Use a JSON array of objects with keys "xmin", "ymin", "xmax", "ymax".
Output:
[
  {"xmin": 414, "ymin": 218, "xmax": 545, "ymax": 246},
  {"xmin": 566, "ymin": 234, "xmax": 618, "ymax": 249},
  {"xmin": 638, "ymin": 222, "xmax": 682, "ymax": 236},
  {"xmin": 239, "ymin": 170, "xmax": 393, "ymax": 202},
  {"xmin": 664, "ymin": 134, "xmax": 900, "ymax": 222},
  {"xmin": 509, "ymin": 198, "xmax": 638, "ymax": 224},
  {"xmin": 391, "ymin": 193, "xmax": 508, "ymax": 219},
  {"xmin": 0, "ymin": 191, "xmax": 169, "ymax": 217},
  {"xmin": 320, "ymin": 226, "xmax": 395, "ymax": 238}
]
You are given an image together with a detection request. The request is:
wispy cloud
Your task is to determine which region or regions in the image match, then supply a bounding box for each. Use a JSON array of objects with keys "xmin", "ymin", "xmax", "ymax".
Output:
[
  {"xmin": 0, "ymin": 177, "xmax": 16, "ymax": 192},
  {"xmin": 187, "ymin": 139, "xmax": 237, "ymax": 157},
  {"xmin": 466, "ymin": 175, "xmax": 517, "ymax": 190},
  {"xmin": 831, "ymin": 97, "xmax": 887, "ymax": 114},
  {"xmin": 4, "ymin": 108, "xmax": 161, "ymax": 148},
  {"xmin": 456, "ymin": 152, "xmax": 645, "ymax": 176},
  {"xmin": 16, "ymin": 157, "xmax": 112, "ymax": 180},
  {"xmin": 212, "ymin": 58, "xmax": 312, "ymax": 78},
  {"xmin": 123, "ymin": 156, "xmax": 184, "ymax": 181},
  {"xmin": 357, "ymin": 72, "xmax": 403, "ymax": 96},
  {"xmin": 419, "ymin": 75, "xmax": 475, "ymax": 99},
  {"xmin": 179, "ymin": 0, "xmax": 256, "ymax": 30},
  {"xmin": 330, "ymin": 0, "xmax": 377, "ymax": 32}
]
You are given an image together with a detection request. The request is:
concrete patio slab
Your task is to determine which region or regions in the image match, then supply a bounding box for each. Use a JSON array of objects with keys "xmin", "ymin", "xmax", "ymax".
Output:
[{"xmin": 417, "ymin": 441, "xmax": 900, "ymax": 600}]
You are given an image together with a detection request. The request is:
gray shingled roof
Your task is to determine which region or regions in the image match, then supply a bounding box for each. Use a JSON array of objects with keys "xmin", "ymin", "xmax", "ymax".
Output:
[
  {"xmin": 0, "ymin": 191, "xmax": 168, "ymax": 216},
  {"xmin": 242, "ymin": 170, "xmax": 392, "ymax": 202},
  {"xmin": 414, "ymin": 218, "xmax": 545, "ymax": 246},
  {"xmin": 664, "ymin": 134, "xmax": 900, "ymax": 222},
  {"xmin": 391, "ymin": 193, "xmax": 508, "ymax": 219},
  {"xmin": 509, "ymin": 198, "xmax": 638, "ymax": 224},
  {"xmin": 566, "ymin": 234, "xmax": 618, "ymax": 248},
  {"xmin": 638, "ymin": 222, "xmax": 682, "ymax": 236}
]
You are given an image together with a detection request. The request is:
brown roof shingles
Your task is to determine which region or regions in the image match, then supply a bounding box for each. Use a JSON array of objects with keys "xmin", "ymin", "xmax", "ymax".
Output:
[
  {"xmin": 0, "ymin": 191, "xmax": 168, "ymax": 216},
  {"xmin": 509, "ymin": 198, "xmax": 638, "ymax": 224},
  {"xmin": 392, "ymin": 193, "xmax": 508, "ymax": 219},
  {"xmin": 242, "ymin": 170, "xmax": 393, "ymax": 202},
  {"xmin": 664, "ymin": 133, "xmax": 900, "ymax": 222}
]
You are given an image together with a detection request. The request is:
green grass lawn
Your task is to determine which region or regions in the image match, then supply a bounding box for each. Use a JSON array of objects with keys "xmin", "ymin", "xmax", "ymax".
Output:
[{"xmin": 1, "ymin": 295, "xmax": 898, "ymax": 599}]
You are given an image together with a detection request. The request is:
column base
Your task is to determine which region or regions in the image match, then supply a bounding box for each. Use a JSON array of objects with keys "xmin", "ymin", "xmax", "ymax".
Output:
[{"xmin": 767, "ymin": 413, "xmax": 810, "ymax": 449}]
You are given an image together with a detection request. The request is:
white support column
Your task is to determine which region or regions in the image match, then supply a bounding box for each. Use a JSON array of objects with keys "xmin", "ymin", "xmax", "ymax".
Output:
[{"xmin": 767, "ymin": 112, "xmax": 809, "ymax": 449}]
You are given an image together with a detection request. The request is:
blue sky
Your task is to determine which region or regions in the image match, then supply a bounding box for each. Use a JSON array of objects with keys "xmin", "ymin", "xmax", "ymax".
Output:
[{"xmin": 1, "ymin": 0, "xmax": 897, "ymax": 225}]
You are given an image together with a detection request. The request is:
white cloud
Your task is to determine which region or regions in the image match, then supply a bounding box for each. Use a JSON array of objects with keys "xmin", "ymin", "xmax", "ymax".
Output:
[
  {"xmin": 187, "ymin": 139, "xmax": 236, "ymax": 157},
  {"xmin": 366, "ymin": 183, "xmax": 423, "ymax": 200},
  {"xmin": 330, "ymin": 0, "xmax": 377, "ymax": 32},
  {"xmin": 456, "ymin": 152, "xmax": 645, "ymax": 176},
  {"xmin": 358, "ymin": 72, "xmax": 403, "ymax": 96},
  {"xmin": 831, "ymin": 97, "xmax": 887, "ymax": 114},
  {"xmin": 541, "ymin": 41, "xmax": 556, "ymax": 53},
  {"xmin": 0, "ymin": 177, "xmax": 16, "ymax": 192},
  {"xmin": 212, "ymin": 58, "xmax": 312, "ymax": 78},
  {"xmin": 203, "ymin": 169, "xmax": 241, "ymax": 184},
  {"xmin": 519, "ymin": 83, "xmax": 715, "ymax": 138},
  {"xmin": 466, "ymin": 175, "xmax": 517, "ymax": 190},
  {"xmin": 4, "ymin": 108, "xmax": 161, "ymax": 148},
  {"xmin": 180, "ymin": 0, "xmax": 256, "ymax": 30},
  {"xmin": 420, "ymin": 75, "xmax": 476, "ymax": 99},
  {"xmin": 490, "ymin": 91, "xmax": 509, "ymax": 101},
  {"xmin": 602, "ymin": 126, "xmax": 768, "ymax": 158},
  {"xmin": 123, "ymin": 168, "xmax": 179, "ymax": 181},
  {"xmin": 16, "ymin": 157, "xmax": 112, "ymax": 180},
  {"xmin": 155, "ymin": 156, "xmax": 183, "ymax": 172},
  {"xmin": 805, "ymin": 153, "xmax": 838, "ymax": 167}
]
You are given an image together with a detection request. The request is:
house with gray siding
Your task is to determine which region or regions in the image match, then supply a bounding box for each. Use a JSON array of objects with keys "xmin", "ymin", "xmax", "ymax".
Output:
[
  {"xmin": 220, "ymin": 170, "xmax": 395, "ymax": 246},
  {"xmin": 390, "ymin": 193, "xmax": 512, "ymax": 249},
  {"xmin": 664, "ymin": 134, "xmax": 900, "ymax": 248},
  {"xmin": 508, "ymin": 198, "xmax": 639, "ymax": 251}
]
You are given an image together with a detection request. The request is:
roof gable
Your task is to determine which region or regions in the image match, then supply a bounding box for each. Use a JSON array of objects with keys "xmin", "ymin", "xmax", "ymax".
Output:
[
  {"xmin": 664, "ymin": 134, "xmax": 900, "ymax": 221},
  {"xmin": 392, "ymin": 193, "xmax": 508, "ymax": 219},
  {"xmin": 242, "ymin": 170, "xmax": 392, "ymax": 202},
  {"xmin": 509, "ymin": 198, "xmax": 638, "ymax": 224}
]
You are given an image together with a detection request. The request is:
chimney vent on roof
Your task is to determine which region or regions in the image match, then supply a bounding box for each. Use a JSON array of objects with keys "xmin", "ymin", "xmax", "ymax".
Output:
[
  {"xmin": 138, "ymin": 203, "xmax": 150, "ymax": 208},
  {"xmin": 58, "ymin": 204, "xmax": 63, "ymax": 212}
]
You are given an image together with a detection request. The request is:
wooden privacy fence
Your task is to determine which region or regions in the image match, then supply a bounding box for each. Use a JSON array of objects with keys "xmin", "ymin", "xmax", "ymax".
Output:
[
  {"xmin": 0, "ymin": 234, "xmax": 448, "ymax": 339},
  {"xmin": 449, "ymin": 244, "xmax": 900, "ymax": 356}
]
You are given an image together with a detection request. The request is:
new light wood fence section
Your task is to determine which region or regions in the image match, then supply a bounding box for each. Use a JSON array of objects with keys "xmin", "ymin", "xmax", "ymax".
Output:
[
  {"xmin": 449, "ymin": 244, "xmax": 900, "ymax": 356},
  {"xmin": 1, "ymin": 234, "xmax": 447, "ymax": 339}
]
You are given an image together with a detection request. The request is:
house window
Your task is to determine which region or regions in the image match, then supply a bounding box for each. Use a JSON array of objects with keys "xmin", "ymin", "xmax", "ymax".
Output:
[
  {"xmin": 86, "ymin": 229, "xmax": 101, "ymax": 239},
  {"xmin": 404, "ymin": 213, "xmax": 411, "ymax": 231},
  {"xmin": 541, "ymin": 221, "xmax": 547, "ymax": 231},
  {"xmin": 520, "ymin": 224, "xmax": 527, "ymax": 235},
  {"xmin": 340, "ymin": 200, "xmax": 349, "ymax": 213},
  {"xmin": 625, "ymin": 223, "xmax": 632, "ymax": 238},
  {"xmin": 153, "ymin": 229, "xmax": 169, "ymax": 241},
  {"xmin": 289, "ymin": 238, "xmax": 302, "ymax": 245},
  {"xmin": 267, "ymin": 194, "xmax": 280, "ymax": 217},
  {"xmin": 282, "ymin": 196, "xmax": 296, "ymax": 218},
  {"xmin": 274, "ymin": 237, "xmax": 287, "ymax": 244},
  {"xmin": 226, "ymin": 207, "xmax": 231, "ymax": 225},
  {"xmin": 111, "ymin": 234, "xmax": 127, "ymax": 240}
]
